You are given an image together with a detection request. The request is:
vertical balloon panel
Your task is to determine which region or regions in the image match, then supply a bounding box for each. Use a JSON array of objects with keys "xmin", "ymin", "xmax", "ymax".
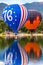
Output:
[{"xmin": 2, "ymin": 4, "xmax": 28, "ymax": 65}]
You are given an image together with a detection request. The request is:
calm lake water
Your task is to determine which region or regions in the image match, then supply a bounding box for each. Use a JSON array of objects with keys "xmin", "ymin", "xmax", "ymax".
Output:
[
  {"xmin": 0, "ymin": 48, "xmax": 43, "ymax": 65},
  {"xmin": 0, "ymin": 38, "xmax": 43, "ymax": 64}
]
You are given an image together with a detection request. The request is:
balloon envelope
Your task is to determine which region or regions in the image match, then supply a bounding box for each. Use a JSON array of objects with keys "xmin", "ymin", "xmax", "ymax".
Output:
[
  {"xmin": 4, "ymin": 40, "xmax": 28, "ymax": 65},
  {"xmin": 25, "ymin": 10, "xmax": 42, "ymax": 30},
  {"xmin": 2, "ymin": 4, "xmax": 28, "ymax": 33}
]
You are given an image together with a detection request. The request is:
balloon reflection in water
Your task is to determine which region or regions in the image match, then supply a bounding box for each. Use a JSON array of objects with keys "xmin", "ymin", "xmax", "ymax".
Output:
[
  {"xmin": 24, "ymin": 41, "xmax": 42, "ymax": 60},
  {"xmin": 4, "ymin": 40, "xmax": 28, "ymax": 65}
]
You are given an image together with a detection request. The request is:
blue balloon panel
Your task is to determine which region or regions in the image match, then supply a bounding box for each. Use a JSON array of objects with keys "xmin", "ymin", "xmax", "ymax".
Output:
[
  {"xmin": 2, "ymin": 4, "xmax": 28, "ymax": 33},
  {"xmin": 4, "ymin": 40, "xmax": 28, "ymax": 65}
]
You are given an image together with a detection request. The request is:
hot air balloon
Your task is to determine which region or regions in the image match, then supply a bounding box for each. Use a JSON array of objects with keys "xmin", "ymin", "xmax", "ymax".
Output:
[
  {"xmin": 24, "ymin": 10, "xmax": 42, "ymax": 32},
  {"xmin": 24, "ymin": 41, "xmax": 42, "ymax": 59},
  {"xmin": 4, "ymin": 40, "xmax": 28, "ymax": 65},
  {"xmin": 2, "ymin": 4, "xmax": 28, "ymax": 33}
]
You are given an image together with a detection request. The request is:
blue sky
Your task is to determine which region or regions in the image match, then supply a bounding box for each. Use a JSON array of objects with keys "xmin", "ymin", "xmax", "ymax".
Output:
[{"xmin": 0, "ymin": 0, "xmax": 43, "ymax": 4}]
